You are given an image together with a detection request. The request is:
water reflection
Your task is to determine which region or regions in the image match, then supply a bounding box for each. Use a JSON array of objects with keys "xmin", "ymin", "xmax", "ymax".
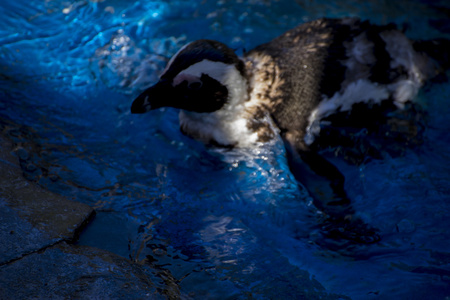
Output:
[{"xmin": 1, "ymin": 0, "xmax": 450, "ymax": 298}]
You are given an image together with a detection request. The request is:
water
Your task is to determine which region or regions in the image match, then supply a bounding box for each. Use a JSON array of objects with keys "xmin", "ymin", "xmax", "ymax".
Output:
[{"xmin": 1, "ymin": 0, "xmax": 450, "ymax": 298}]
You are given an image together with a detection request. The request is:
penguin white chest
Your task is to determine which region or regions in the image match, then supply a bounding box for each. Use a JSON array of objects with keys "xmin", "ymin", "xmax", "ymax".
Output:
[
  {"xmin": 179, "ymin": 109, "xmax": 259, "ymax": 147},
  {"xmin": 176, "ymin": 58, "xmax": 267, "ymax": 147}
]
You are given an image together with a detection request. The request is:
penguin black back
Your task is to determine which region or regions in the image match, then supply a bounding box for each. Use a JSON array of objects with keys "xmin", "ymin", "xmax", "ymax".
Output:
[
  {"xmin": 244, "ymin": 18, "xmax": 433, "ymax": 150},
  {"xmin": 131, "ymin": 17, "xmax": 448, "ymax": 243}
]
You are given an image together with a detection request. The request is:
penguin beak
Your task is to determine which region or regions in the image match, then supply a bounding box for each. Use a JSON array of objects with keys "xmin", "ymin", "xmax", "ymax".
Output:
[{"xmin": 131, "ymin": 80, "xmax": 172, "ymax": 114}]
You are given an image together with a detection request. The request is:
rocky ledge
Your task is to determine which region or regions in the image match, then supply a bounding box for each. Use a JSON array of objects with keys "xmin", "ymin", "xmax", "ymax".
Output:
[{"xmin": 0, "ymin": 132, "xmax": 179, "ymax": 299}]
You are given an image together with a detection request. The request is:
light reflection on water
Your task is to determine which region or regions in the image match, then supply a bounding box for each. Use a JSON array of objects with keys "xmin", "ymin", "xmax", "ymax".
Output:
[{"xmin": 1, "ymin": 0, "xmax": 450, "ymax": 298}]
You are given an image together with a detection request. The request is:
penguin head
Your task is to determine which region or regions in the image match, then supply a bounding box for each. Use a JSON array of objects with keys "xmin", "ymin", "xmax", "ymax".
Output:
[{"xmin": 131, "ymin": 40, "xmax": 247, "ymax": 114}]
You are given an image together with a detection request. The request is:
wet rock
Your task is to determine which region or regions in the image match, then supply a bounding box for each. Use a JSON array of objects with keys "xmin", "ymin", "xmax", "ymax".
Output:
[
  {"xmin": 0, "ymin": 134, "xmax": 95, "ymax": 264},
  {"xmin": 0, "ymin": 242, "xmax": 174, "ymax": 299},
  {"xmin": 0, "ymin": 129, "xmax": 180, "ymax": 298}
]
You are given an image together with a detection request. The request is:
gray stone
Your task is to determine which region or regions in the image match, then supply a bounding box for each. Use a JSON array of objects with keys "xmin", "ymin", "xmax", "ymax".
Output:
[
  {"xmin": 0, "ymin": 128, "xmax": 179, "ymax": 298},
  {"xmin": 0, "ymin": 242, "xmax": 178, "ymax": 299},
  {"xmin": 0, "ymin": 134, "xmax": 95, "ymax": 264}
]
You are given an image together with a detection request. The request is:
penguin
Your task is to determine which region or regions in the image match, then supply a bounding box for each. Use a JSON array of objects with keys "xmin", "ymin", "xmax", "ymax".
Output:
[{"xmin": 131, "ymin": 18, "xmax": 448, "ymax": 243}]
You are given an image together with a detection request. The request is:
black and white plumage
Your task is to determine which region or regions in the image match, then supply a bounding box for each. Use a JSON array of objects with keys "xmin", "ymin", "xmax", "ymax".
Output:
[
  {"xmin": 131, "ymin": 18, "xmax": 447, "ymax": 242},
  {"xmin": 132, "ymin": 18, "xmax": 437, "ymax": 148}
]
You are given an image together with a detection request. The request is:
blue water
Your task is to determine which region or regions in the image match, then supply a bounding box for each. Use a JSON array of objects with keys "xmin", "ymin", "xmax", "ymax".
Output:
[{"xmin": 1, "ymin": 0, "xmax": 450, "ymax": 298}]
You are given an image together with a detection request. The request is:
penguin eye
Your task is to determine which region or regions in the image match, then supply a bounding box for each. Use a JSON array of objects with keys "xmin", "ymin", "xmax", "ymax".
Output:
[{"xmin": 187, "ymin": 80, "xmax": 203, "ymax": 90}]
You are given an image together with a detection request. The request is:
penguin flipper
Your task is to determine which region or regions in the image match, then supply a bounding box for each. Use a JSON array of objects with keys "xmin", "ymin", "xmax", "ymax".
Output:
[
  {"xmin": 283, "ymin": 136, "xmax": 380, "ymax": 244},
  {"xmin": 283, "ymin": 138, "xmax": 352, "ymax": 217}
]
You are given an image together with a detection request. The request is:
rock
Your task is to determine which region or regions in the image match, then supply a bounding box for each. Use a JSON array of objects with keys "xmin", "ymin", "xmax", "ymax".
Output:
[
  {"xmin": 0, "ymin": 242, "xmax": 176, "ymax": 299},
  {"xmin": 0, "ymin": 126, "xmax": 180, "ymax": 298},
  {"xmin": 0, "ymin": 134, "xmax": 95, "ymax": 264}
]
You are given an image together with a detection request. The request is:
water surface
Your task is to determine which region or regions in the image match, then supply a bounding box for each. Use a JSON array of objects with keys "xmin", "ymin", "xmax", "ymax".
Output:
[{"xmin": 1, "ymin": 0, "xmax": 450, "ymax": 298}]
